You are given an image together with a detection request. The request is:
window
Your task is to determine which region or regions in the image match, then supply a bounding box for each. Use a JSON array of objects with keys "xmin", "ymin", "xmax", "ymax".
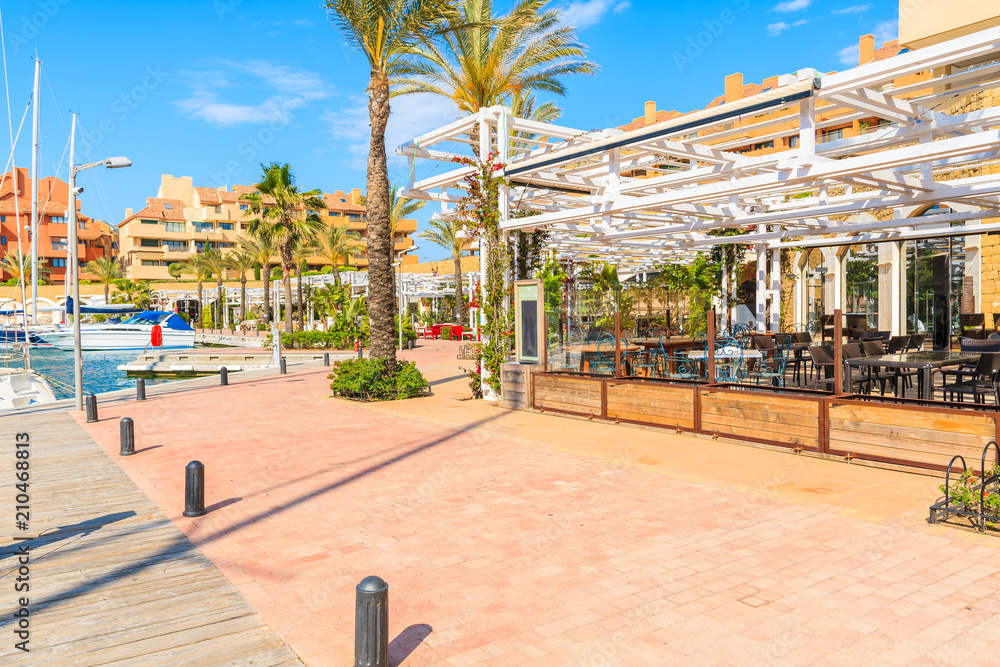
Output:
[
  {"xmin": 51, "ymin": 238, "xmax": 68, "ymax": 251},
  {"xmin": 164, "ymin": 221, "xmax": 185, "ymax": 233},
  {"xmin": 112, "ymin": 241, "xmax": 118, "ymax": 250},
  {"xmin": 213, "ymin": 205, "xmax": 222, "ymax": 214},
  {"xmin": 195, "ymin": 242, "xmax": 206, "ymax": 252},
  {"xmin": 141, "ymin": 260, "xmax": 160, "ymax": 266},
  {"xmin": 164, "ymin": 241, "xmax": 186, "ymax": 252},
  {"xmin": 348, "ymin": 214, "xmax": 362, "ymax": 222},
  {"xmin": 752, "ymin": 140, "xmax": 774, "ymax": 151},
  {"xmin": 219, "ymin": 242, "xmax": 235, "ymax": 248},
  {"xmin": 193, "ymin": 222, "xmax": 213, "ymax": 232},
  {"xmin": 820, "ymin": 128, "xmax": 844, "ymax": 143},
  {"xmin": 328, "ymin": 211, "xmax": 339, "ymax": 217},
  {"xmin": 51, "ymin": 216, "xmax": 66, "ymax": 225},
  {"xmin": 79, "ymin": 219, "xmax": 86, "ymax": 230},
  {"xmin": 0, "ymin": 235, "xmax": 5, "ymax": 245},
  {"xmin": 140, "ymin": 218, "xmax": 158, "ymax": 224},
  {"xmin": 219, "ymin": 222, "xmax": 234, "ymax": 231},
  {"xmin": 789, "ymin": 135, "xmax": 799, "ymax": 148},
  {"xmin": 51, "ymin": 258, "xmax": 66, "ymax": 268},
  {"xmin": 140, "ymin": 238, "xmax": 160, "ymax": 247},
  {"xmin": 0, "ymin": 215, "xmax": 4, "ymax": 222},
  {"xmin": 239, "ymin": 204, "xmax": 248, "ymax": 211},
  {"xmin": 163, "ymin": 203, "xmax": 173, "ymax": 210}
]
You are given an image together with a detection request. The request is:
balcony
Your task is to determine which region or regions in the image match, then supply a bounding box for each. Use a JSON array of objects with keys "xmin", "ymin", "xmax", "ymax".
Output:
[{"xmin": 395, "ymin": 218, "xmax": 418, "ymax": 233}]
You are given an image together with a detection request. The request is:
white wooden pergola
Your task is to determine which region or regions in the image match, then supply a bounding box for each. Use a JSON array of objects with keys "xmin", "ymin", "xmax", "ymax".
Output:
[{"xmin": 397, "ymin": 26, "xmax": 1000, "ymax": 334}]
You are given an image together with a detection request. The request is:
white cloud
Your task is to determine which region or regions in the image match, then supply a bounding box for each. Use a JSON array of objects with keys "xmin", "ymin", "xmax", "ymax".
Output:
[
  {"xmin": 323, "ymin": 93, "xmax": 459, "ymax": 176},
  {"xmin": 767, "ymin": 19, "xmax": 808, "ymax": 36},
  {"xmin": 559, "ymin": 0, "xmax": 630, "ymax": 28},
  {"xmin": 834, "ymin": 19, "xmax": 898, "ymax": 66},
  {"xmin": 833, "ymin": 4, "xmax": 869, "ymax": 14},
  {"xmin": 770, "ymin": 0, "xmax": 810, "ymax": 12},
  {"xmin": 175, "ymin": 60, "xmax": 330, "ymax": 126},
  {"xmin": 874, "ymin": 19, "xmax": 898, "ymax": 43},
  {"xmin": 836, "ymin": 44, "xmax": 860, "ymax": 64}
]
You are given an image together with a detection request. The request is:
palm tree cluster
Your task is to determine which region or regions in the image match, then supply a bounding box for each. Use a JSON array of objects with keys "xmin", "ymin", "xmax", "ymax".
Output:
[{"xmin": 325, "ymin": 0, "xmax": 596, "ymax": 366}]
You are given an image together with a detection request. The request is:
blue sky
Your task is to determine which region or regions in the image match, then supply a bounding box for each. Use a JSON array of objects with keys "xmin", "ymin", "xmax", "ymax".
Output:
[{"xmin": 2, "ymin": 0, "xmax": 898, "ymax": 261}]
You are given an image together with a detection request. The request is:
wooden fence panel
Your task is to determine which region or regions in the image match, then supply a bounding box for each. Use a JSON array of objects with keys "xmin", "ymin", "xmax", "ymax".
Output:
[
  {"xmin": 606, "ymin": 380, "xmax": 697, "ymax": 430},
  {"xmin": 828, "ymin": 400, "xmax": 998, "ymax": 470},
  {"xmin": 699, "ymin": 388, "xmax": 822, "ymax": 450},
  {"xmin": 533, "ymin": 374, "xmax": 603, "ymax": 417}
]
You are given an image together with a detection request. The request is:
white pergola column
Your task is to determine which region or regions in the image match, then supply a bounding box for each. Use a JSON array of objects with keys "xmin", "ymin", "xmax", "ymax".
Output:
[
  {"xmin": 721, "ymin": 258, "xmax": 729, "ymax": 328},
  {"xmin": 878, "ymin": 241, "xmax": 906, "ymax": 335},
  {"xmin": 478, "ymin": 112, "xmax": 495, "ymax": 400},
  {"xmin": 755, "ymin": 225, "xmax": 766, "ymax": 332},
  {"xmin": 794, "ymin": 252, "xmax": 808, "ymax": 327},
  {"xmin": 769, "ymin": 246, "xmax": 780, "ymax": 332}
]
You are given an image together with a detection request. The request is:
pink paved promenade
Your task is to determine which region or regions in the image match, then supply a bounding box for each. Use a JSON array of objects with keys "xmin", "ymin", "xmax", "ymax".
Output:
[{"xmin": 78, "ymin": 341, "xmax": 1000, "ymax": 666}]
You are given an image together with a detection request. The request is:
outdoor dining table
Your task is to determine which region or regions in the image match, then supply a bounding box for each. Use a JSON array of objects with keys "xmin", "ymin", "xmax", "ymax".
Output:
[
  {"xmin": 561, "ymin": 343, "xmax": 641, "ymax": 373},
  {"xmin": 844, "ymin": 351, "xmax": 979, "ymax": 400}
]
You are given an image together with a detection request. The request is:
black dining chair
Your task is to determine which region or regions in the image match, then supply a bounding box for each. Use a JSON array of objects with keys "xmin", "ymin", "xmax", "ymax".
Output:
[
  {"xmin": 940, "ymin": 352, "xmax": 1000, "ymax": 404},
  {"xmin": 808, "ymin": 345, "xmax": 835, "ymax": 390},
  {"xmin": 861, "ymin": 340, "xmax": 898, "ymax": 396}
]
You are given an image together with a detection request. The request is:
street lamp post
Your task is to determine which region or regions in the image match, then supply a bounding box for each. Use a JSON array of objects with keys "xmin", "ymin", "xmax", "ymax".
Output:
[{"xmin": 67, "ymin": 112, "xmax": 132, "ymax": 410}]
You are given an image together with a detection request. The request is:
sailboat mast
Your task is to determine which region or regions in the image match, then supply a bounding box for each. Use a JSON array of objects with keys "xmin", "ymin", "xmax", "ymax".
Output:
[{"xmin": 29, "ymin": 57, "xmax": 40, "ymax": 324}]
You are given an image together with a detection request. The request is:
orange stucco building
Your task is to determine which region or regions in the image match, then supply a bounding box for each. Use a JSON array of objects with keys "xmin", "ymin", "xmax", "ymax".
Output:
[{"xmin": 0, "ymin": 167, "xmax": 117, "ymax": 285}]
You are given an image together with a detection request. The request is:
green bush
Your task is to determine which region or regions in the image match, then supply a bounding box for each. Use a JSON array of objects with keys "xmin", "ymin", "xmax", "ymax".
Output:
[
  {"xmin": 320, "ymin": 266, "xmax": 333, "ymax": 274},
  {"xmin": 266, "ymin": 330, "xmax": 364, "ymax": 349},
  {"xmin": 329, "ymin": 358, "xmax": 427, "ymax": 401}
]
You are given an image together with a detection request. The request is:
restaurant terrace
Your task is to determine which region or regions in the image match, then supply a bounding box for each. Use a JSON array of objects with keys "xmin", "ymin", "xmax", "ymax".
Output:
[{"xmin": 396, "ymin": 25, "xmax": 1000, "ymax": 475}]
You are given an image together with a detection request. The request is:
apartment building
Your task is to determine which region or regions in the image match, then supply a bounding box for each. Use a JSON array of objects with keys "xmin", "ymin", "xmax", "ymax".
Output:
[
  {"xmin": 0, "ymin": 167, "xmax": 117, "ymax": 285},
  {"xmin": 118, "ymin": 175, "xmax": 418, "ymax": 281}
]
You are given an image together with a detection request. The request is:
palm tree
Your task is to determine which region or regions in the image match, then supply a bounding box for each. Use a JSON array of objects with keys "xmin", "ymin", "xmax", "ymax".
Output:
[
  {"xmin": 0, "ymin": 249, "xmax": 50, "ymax": 284},
  {"xmin": 395, "ymin": 0, "xmax": 597, "ymax": 153},
  {"xmin": 316, "ymin": 223, "xmax": 362, "ymax": 285},
  {"xmin": 84, "ymin": 257, "xmax": 123, "ymax": 304},
  {"xmin": 240, "ymin": 235, "xmax": 277, "ymax": 323},
  {"xmin": 419, "ymin": 219, "xmax": 469, "ymax": 326},
  {"xmin": 241, "ymin": 163, "xmax": 326, "ymax": 334},
  {"xmin": 199, "ymin": 249, "xmax": 235, "ymax": 328},
  {"xmin": 112, "ymin": 279, "xmax": 153, "ymax": 310},
  {"xmin": 228, "ymin": 249, "xmax": 258, "ymax": 322},
  {"xmin": 360, "ymin": 185, "xmax": 426, "ymax": 264},
  {"xmin": 292, "ymin": 236, "xmax": 320, "ymax": 329},
  {"xmin": 325, "ymin": 0, "xmax": 455, "ymax": 366},
  {"xmin": 182, "ymin": 255, "xmax": 214, "ymax": 327}
]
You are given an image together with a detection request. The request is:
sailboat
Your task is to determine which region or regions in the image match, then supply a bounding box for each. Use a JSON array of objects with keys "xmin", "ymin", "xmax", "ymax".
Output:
[{"xmin": 0, "ymin": 57, "xmax": 57, "ymax": 408}]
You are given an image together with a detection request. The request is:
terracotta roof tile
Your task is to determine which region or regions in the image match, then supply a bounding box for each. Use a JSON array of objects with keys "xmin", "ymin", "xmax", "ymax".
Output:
[
  {"xmin": 194, "ymin": 187, "xmax": 221, "ymax": 205},
  {"xmin": 872, "ymin": 40, "xmax": 905, "ymax": 62},
  {"xmin": 132, "ymin": 198, "xmax": 186, "ymax": 221}
]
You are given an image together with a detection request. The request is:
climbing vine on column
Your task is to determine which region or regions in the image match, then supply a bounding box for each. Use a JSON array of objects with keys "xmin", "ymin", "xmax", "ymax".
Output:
[{"xmin": 455, "ymin": 151, "xmax": 512, "ymax": 398}]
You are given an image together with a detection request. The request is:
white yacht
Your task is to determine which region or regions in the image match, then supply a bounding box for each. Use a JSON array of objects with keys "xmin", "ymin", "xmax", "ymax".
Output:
[
  {"xmin": 0, "ymin": 368, "xmax": 57, "ymax": 409},
  {"xmin": 37, "ymin": 311, "xmax": 195, "ymax": 351}
]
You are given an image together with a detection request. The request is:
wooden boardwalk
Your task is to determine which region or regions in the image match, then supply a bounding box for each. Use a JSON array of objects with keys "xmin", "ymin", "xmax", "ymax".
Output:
[{"xmin": 0, "ymin": 411, "xmax": 302, "ymax": 666}]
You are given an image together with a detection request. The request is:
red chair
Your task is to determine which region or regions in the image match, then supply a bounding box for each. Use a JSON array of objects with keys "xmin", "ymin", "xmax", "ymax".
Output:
[
  {"xmin": 431, "ymin": 324, "xmax": 442, "ymax": 339},
  {"xmin": 451, "ymin": 325, "xmax": 463, "ymax": 340}
]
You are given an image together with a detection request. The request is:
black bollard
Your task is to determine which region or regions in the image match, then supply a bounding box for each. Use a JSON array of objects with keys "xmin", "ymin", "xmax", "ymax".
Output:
[
  {"xmin": 136, "ymin": 378, "xmax": 146, "ymax": 401},
  {"xmin": 120, "ymin": 417, "xmax": 135, "ymax": 456},
  {"xmin": 407, "ymin": 339, "xmax": 414, "ymax": 351},
  {"xmin": 357, "ymin": 345, "xmax": 363, "ymax": 359},
  {"xmin": 220, "ymin": 367, "xmax": 229, "ymax": 386},
  {"xmin": 323, "ymin": 352, "xmax": 330, "ymax": 366},
  {"xmin": 354, "ymin": 576, "xmax": 388, "ymax": 667},
  {"xmin": 183, "ymin": 461, "xmax": 206, "ymax": 517},
  {"xmin": 279, "ymin": 357, "xmax": 287, "ymax": 374},
  {"xmin": 85, "ymin": 394, "xmax": 99, "ymax": 423}
]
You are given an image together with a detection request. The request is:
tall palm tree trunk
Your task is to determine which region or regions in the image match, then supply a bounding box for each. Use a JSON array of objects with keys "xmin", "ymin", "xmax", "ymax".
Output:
[
  {"xmin": 240, "ymin": 277, "xmax": 247, "ymax": 321},
  {"xmin": 262, "ymin": 265, "xmax": 271, "ymax": 323},
  {"xmin": 197, "ymin": 282, "xmax": 204, "ymax": 327},
  {"xmin": 281, "ymin": 245, "xmax": 294, "ymax": 334},
  {"xmin": 104, "ymin": 283, "xmax": 110, "ymax": 304},
  {"xmin": 366, "ymin": 73, "xmax": 396, "ymax": 365},
  {"xmin": 454, "ymin": 254, "xmax": 467, "ymax": 326},
  {"xmin": 296, "ymin": 263, "xmax": 304, "ymax": 329}
]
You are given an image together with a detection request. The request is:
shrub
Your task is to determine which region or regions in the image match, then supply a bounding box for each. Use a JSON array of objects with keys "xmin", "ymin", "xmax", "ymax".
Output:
[
  {"xmin": 266, "ymin": 330, "xmax": 364, "ymax": 349},
  {"xmin": 329, "ymin": 358, "xmax": 427, "ymax": 401},
  {"xmin": 320, "ymin": 265, "xmax": 333, "ymax": 274}
]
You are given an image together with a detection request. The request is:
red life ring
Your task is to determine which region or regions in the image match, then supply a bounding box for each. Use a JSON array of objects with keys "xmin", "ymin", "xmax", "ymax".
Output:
[{"xmin": 151, "ymin": 325, "xmax": 163, "ymax": 347}]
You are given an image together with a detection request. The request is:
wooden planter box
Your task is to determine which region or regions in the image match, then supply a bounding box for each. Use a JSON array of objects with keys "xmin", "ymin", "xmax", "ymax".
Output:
[
  {"xmin": 606, "ymin": 379, "xmax": 699, "ymax": 431},
  {"xmin": 699, "ymin": 385, "xmax": 824, "ymax": 451},
  {"xmin": 533, "ymin": 373, "xmax": 604, "ymax": 417},
  {"xmin": 827, "ymin": 397, "xmax": 1000, "ymax": 471}
]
